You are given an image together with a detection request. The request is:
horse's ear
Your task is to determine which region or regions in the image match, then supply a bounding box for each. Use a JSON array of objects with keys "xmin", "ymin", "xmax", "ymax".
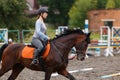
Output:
[{"xmin": 87, "ymin": 32, "xmax": 91, "ymax": 37}]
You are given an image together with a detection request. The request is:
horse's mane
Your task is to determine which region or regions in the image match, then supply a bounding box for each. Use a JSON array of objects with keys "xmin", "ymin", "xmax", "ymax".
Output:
[{"xmin": 52, "ymin": 29, "xmax": 84, "ymax": 40}]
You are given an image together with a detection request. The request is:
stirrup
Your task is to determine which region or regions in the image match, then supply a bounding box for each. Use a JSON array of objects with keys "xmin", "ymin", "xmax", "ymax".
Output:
[{"xmin": 30, "ymin": 59, "xmax": 39, "ymax": 65}]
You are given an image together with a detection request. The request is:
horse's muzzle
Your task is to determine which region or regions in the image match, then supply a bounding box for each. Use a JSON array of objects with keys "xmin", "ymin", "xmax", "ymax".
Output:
[{"xmin": 77, "ymin": 56, "xmax": 85, "ymax": 61}]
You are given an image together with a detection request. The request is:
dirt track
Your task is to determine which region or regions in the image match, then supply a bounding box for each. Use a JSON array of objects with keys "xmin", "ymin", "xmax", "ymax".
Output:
[{"xmin": 1, "ymin": 51, "xmax": 120, "ymax": 80}]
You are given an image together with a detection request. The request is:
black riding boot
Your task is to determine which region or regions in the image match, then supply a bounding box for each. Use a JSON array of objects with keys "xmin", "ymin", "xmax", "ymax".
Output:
[{"xmin": 31, "ymin": 49, "xmax": 40, "ymax": 65}]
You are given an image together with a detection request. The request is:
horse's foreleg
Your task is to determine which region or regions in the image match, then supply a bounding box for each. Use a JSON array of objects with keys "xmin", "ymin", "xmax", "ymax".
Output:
[
  {"xmin": 8, "ymin": 64, "xmax": 24, "ymax": 80},
  {"xmin": 45, "ymin": 69, "xmax": 53, "ymax": 80},
  {"xmin": 58, "ymin": 70, "xmax": 76, "ymax": 80},
  {"xmin": 66, "ymin": 73, "xmax": 76, "ymax": 80}
]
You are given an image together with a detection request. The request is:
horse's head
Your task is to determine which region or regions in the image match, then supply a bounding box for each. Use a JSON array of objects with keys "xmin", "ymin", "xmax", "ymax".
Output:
[
  {"xmin": 52, "ymin": 29, "xmax": 91, "ymax": 61},
  {"xmin": 74, "ymin": 32, "xmax": 91, "ymax": 61}
]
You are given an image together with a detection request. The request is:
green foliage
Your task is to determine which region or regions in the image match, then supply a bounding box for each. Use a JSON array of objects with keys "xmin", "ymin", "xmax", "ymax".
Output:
[
  {"xmin": 46, "ymin": 24, "xmax": 56, "ymax": 38},
  {"xmin": 38, "ymin": 0, "xmax": 49, "ymax": 6},
  {"xmin": 90, "ymin": 32, "xmax": 100, "ymax": 40},
  {"xmin": 68, "ymin": 0, "xmax": 93, "ymax": 29},
  {"xmin": 68, "ymin": 0, "xmax": 120, "ymax": 29},
  {"xmin": 91, "ymin": 0, "xmax": 98, "ymax": 9},
  {"xmin": 1, "ymin": 0, "xmax": 120, "ymax": 31},
  {"xmin": 0, "ymin": 0, "xmax": 35, "ymax": 30},
  {"xmin": 115, "ymin": 0, "xmax": 120, "ymax": 8},
  {"xmin": 38, "ymin": 0, "xmax": 75, "ymax": 27},
  {"xmin": 97, "ymin": 0, "xmax": 107, "ymax": 9},
  {"xmin": 106, "ymin": 0, "xmax": 115, "ymax": 9}
]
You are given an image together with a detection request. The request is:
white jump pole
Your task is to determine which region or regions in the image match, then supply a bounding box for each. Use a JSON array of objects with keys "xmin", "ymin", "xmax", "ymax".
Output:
[
  {"xmin": 84, "ymin": 19, "xmax": 89, "ymax": 58},
  {"xmin": 104, "ymin": 26, "xmax": 113, "ymax": 56},
  {"xmin": 84, "ymin": 19, "xmax": 89, "ymax": 33},
  {"xmin": 100, "ymin": 72, "xmax": 120, "ymax": 78},
  {"xmin": 51, "ymin": 68, "xmax": 93, "ymax": 77}
]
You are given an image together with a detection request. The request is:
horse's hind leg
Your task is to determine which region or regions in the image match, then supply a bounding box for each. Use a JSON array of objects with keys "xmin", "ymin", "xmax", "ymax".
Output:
[
  {"xmin": 8, "ymin": 63, "xmax": 24, "ymax": 80},
  {"xmin": 0, "ymin": 61, "xmax": 13, "ymax": 77},
  {"xmin": 0, "ymin": 66, "xmax": 11, "ymax": 77}
]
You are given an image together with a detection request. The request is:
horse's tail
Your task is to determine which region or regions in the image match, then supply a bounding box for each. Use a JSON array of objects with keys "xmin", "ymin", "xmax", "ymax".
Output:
[{"xmin": 0, "ymin": 44, "xmax": 8, "ymax": 61}]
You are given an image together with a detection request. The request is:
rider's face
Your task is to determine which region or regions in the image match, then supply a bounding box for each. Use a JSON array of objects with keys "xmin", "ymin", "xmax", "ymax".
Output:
[{"xmin": 42, "ymin": 12, "xmax": 48, "ymax": 19}]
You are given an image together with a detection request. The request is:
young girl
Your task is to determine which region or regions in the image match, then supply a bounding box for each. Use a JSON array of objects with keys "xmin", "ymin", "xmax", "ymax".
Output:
[{"xmin": 31, "ymin": 7, "xmax": 50, "ymax": 65}]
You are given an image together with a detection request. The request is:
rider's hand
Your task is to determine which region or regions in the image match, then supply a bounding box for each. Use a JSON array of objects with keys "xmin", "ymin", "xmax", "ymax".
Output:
[{"xmin": 48, "ymin": 37, "xmax": 50, "ymax": 41}]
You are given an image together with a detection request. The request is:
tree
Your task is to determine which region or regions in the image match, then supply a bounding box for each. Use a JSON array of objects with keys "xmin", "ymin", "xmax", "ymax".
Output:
[
  {"xmin": 0, "ymin": 0, "xmax": 35, "ymax": 30},
  {"xmin": 38, "ymin": 0, "xmax": 75, "ymax": 27},
  {"xmin": 39, "ymin": 0, "xmax": 120, "ymax": 29},
  {"xmin": 106, "ymin": 0, "xmax": 115, "ymax": 9},
  {"xmin": 68, "ymin": 0, "xmax": 94, "ymax": 29},
  {"xmin": 38, "ymin": 0, "xmax": 49, "ymax": 6},
  {"xmin": 68, "ymin": 0, "xmax": 119, "ymax": 29},
  {"xmin": 97, "ymin": 0, "xmax": 107, "ymax": 9},
  {"xmin": 91, "ymin": 0, "xmax": 98, "ymax": 10},
  {"xmin": 115, "ymin": 0, "xmax": 120, "ymax": 8}
]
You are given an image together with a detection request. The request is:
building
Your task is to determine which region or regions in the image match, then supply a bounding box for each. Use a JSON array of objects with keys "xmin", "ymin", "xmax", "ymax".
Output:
[
  {"xmin": 88, "ymin": 9, "xmax": 120, "ymax": 32},
  {"xmin": 25, "ymin": 0, "xmax": 39, "ymax": 17}
]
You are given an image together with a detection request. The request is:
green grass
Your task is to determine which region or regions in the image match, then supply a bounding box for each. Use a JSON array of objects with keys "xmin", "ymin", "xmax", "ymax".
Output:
[
  {"xmin": 47, "ymin": 25, "xmax": 56, "ymax": 39},
  {"xmin": 90, "ymin": 32, "xmax": 100, "ymax": 40}
]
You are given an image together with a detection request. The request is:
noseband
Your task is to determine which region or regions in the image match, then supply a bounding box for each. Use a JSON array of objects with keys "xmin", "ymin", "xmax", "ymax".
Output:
[{"xmin": 75, "ymin": 39, "xmax": 88, "ymax": 56}]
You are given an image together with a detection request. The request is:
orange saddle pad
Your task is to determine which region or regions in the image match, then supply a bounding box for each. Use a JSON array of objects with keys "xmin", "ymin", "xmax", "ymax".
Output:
[{"xmin": 22, "ymin": 44, "xmax": 50, "ymax": 59}]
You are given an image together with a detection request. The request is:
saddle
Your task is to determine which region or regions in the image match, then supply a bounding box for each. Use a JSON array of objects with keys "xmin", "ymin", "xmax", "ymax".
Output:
[{"xmin": 22, "ymin": 43, "xmax": 50, "ymax": 59}]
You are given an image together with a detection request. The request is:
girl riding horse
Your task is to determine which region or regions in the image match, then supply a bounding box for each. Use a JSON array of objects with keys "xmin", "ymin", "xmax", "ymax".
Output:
[{"xmin": 0, "ymin": 29, "xmax": 91, "ymax": 80}]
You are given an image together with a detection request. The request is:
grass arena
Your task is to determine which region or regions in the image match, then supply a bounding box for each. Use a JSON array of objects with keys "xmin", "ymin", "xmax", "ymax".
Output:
[{"xmin": 1, "ymin": 50, "xmax": 120, "ymax": 80}]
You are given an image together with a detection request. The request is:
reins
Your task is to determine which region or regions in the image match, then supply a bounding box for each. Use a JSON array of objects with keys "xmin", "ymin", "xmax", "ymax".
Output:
[
  {"xmin": 51, "ymin": 42, "xmax": 63, "ymax": 57},
  {"xmin": 51, "ymin": 42, "xmax": 68, "ymax": 63},
  {"xmin": 54, "ymin": 41, "xmax": 73, "ymax": 50}
]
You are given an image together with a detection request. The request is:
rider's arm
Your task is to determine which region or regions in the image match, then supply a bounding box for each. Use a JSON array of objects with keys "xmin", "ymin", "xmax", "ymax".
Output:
[{"xmin": 35, "ymin": 21, "xmax": 49, "ymax": 41}]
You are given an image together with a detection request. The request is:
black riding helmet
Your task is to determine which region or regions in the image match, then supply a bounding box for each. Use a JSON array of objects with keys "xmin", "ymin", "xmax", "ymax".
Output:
[{"xmin": 37, "ymin": 7, "xmax": 48, "ymax": 15}]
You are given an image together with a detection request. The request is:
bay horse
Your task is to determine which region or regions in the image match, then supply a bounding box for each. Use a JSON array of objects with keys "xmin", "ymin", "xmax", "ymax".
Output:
[{"xmin": 0, "ymin": 29, "xmax": 91, "ymax": 80}]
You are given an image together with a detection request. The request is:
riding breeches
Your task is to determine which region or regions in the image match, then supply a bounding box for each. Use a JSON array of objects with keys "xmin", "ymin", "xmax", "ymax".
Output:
[{"xmin": 31, "ymin": 38, "xmax": 44, "ymax": 58}]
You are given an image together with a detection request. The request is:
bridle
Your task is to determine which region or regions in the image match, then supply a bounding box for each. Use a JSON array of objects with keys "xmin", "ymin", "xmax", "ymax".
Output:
[{"xmin": 75, "ymin": 38, "xmax": 88, "ymax": 59}]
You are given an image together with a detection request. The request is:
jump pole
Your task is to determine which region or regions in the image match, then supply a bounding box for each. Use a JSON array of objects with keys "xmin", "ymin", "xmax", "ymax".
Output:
[
  {"xmin": 100, "ymin": 26, "xmax": 113, "ymax": 56},
  {"xmin": 84, "ymin": 19, "xmax": 89, "ymax": 33},
  {"xmin": 100, "ymin": 72, "xmax": 120, "ymax": 78},
  {"xmin": 51, "ymin": 68, "xmax": 93, "ymax": 77},
  {"xmin": 104, "ymin": 26, "xmax": 113, "ymax": 56}
]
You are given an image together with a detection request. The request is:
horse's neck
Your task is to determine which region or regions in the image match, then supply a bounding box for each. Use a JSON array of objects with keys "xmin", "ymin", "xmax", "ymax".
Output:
[
  {"xmin": 56, "ymin": 35, "xmax": 75, "ymax": 48},
  {"xmin": 53, "ymin": 35, "xmax": 76, "ymax": 57}
]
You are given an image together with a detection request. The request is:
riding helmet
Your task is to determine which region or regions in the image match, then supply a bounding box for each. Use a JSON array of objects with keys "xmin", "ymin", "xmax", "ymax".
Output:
[{"xmin": 37, "ymin": 7, "xmax": 48, "ymax": 15}]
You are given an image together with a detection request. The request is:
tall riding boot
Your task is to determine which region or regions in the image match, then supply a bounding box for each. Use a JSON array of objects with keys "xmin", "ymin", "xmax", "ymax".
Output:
[{"xmin": 30, "ymin": 49, "xmax": 40, "ymax": 65}]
